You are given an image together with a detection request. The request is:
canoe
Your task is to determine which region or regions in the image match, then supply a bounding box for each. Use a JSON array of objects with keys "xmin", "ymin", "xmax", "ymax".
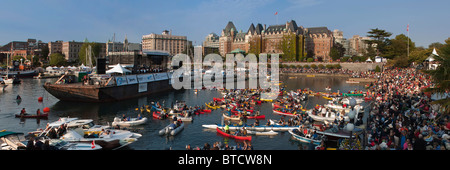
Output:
[
  {"xmin": 288, "ymin": 129, "xmax": 321, "ymax": 145},
  {"xmin": 342, "ymin": 93, "xmax": 364, "ymax": 97},
  {"xmin": 15, "ymin": 114, "xmax": 48, "ymax": 118},
  {"xmin": 216, "ymin": 127, "xmax": 251, "ymax": 141},
  {"xmin": 247, "ymin": 130, "xmax": 278, "ymax": 136},
  {"xmin": 203, "ymin": 124, "xmax": 297, "ymax": 132},
  {"xmin": 272, "ymin": 109, "xmax": 297, "ymax": 117},
  {"xmin": 112, "ymin": 117, "xmax": 148, "ymax": 127}
]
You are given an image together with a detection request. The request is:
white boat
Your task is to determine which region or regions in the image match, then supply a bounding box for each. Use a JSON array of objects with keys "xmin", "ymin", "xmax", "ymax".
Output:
[
  {"xmin": 202, "ymin": 124, "xmax": 298, "ymax": 132},
  {"xmin": 33, "ymin": 117, "xmax": 141, "ymax": 150},
  {"xmin": 247, "ymin": 130, "xmax": 278, "ymax": 136},
  {"xmin": 112, "ymin": 117, "xmax": 148, "ymax": 127},
  {"xmin": 61, "ymin": 128, "xmax": 141, "ymax": 150},
  {"xmin": 288, "ymin": 128, "xmax": 322, "ymax": 145},
  {"xmin": 169, "ymin": 114, "xmax": 193, "ymax": 122},
  {"xmin": 159, "ymin": 122, "xmax": 184, "ymax": 136},
  {"xmin": 306, "ymin": 109, "xmax": 349, "ymax": 122}
]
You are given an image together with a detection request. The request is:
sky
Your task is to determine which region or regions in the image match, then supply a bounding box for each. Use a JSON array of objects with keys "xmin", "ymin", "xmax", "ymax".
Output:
[{"xmin": 0, "ymin": 0, "xmax": 449, "ymax": 47}]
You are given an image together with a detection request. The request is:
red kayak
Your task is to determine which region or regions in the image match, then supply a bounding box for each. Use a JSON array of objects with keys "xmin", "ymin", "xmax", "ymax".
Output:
[
  {"xmin": 15, "ymin": 114, "xmax": 48, "ymax": 118},
  {"xmin": 272, "ymin": 109, "xmax": 296, "ymax": 117},
  {"xmin": 216, "ymin": 127, "xmax": 252, "ymax": 141},
  {"xmin": 202, "ymin": 109, "xmax": 212, "ymax": 113},
  {"xmin": 247, "ymin": 115, "xmax": 265, "ymax": 119},
  {"xmin": 213, "ymin": 97, "xmax": 224, "ymax": 102},
  {"xmin": 152, "ymin": 111, "xmax": 166, "ymax": 119}
]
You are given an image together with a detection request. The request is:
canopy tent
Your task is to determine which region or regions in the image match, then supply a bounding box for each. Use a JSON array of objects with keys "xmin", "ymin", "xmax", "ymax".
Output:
[
  {"xmin": 230, "ymin": 48, "xmax": 245, "ymax": 54},
  {"xmin": 425, "ymin": 48, "xmax": 439, "ymax": 62},
  {"xmin": 365, "ymin": 58, "xmax": 373, "ymax": 62},
  {"xmin": 106, "ymin": 64, "xmax": 131, "ymax": 74}
]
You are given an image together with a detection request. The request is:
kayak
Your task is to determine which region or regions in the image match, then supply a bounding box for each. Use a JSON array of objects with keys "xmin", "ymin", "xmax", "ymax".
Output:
[
  {"xmin": 272, "ymin": 109, "xmax": 297, "ymax": 117},
  {"xmin": 216, "ymin": 127, "xmax": 251, "ymax": 141},
  {"xmin": 152, "ymin": 111, "xmax": 167, "ymax": 120},
  {"xmin": 15, "ymin": 114, "xmax": 48, "ymax": 118},
  {"xmin": 247, "ymin": 130, "xmax": 278, "ymax": 136},
  {"xmin": 342, "ymin": 93, "xmax": 364, "ymax": 97},
  {"xmin": 112, "ymin": 117, "xmax": 148, "ymax": 127},
  {"xmin": 322, "ymin": 96, "xmax": 333, "ymax": 100},
  {"xmin": 203, "ymin": 124, "xmax": 297, "ymax": 132},
  {"xmin": 205, "ymin": 103, "xmax": 220, "ymax": 109}
]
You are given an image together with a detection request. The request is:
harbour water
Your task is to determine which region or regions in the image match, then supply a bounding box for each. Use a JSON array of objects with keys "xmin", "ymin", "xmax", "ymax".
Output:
[{"xmin": 0, "ymin": 74, "xmax": 366, "ymax": 150}]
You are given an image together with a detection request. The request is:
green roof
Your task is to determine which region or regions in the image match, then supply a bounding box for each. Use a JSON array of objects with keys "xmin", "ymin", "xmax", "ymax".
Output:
[
  {"xmin": 230, "ymin": 48, "xmax": 245, "ymax": 54},
  {"xmin": 0, "ymin": 131, "xmax": 23, "ymax": 138}
]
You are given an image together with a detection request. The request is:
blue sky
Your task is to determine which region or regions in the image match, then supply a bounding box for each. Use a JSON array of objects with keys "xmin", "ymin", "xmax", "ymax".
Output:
[{"xmin": 0, "ymin": 0, "xmax": 449, "ymax": 47}]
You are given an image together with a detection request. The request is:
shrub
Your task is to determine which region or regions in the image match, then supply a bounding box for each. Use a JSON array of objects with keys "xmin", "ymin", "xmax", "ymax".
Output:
[
  {"xmin": 326, "ymin": 64, "xmax": 334, "ymax": 69},
  {"xmin": 375, "ymin": 65, "xmax": 381, "ymax": 72},
  {"xmin": 318, "ymin": 64, "xmax": 325, "ymax": 69},
  {"xmin": 303, "ymin": 64, "xmax": 310, "ymax": 68},
  {"xmin": 310, "ymin": 64, "xmax": 318, "ymax": 69},
  {"xmin": 334, "ymin": 64, "xmax": 342, "ymax": 69},
  {"xmin": 307, "ymin": 58, "xmax": 314, "ymax": 62}
]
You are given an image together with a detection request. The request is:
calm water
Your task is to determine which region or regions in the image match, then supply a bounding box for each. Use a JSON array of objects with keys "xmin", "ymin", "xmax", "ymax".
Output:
[{"xmin": 0, "ymin": 74, "xmax": 366, "ymax": 150}]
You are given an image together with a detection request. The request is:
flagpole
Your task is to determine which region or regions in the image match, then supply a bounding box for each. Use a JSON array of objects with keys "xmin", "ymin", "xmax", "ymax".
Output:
[{"xmin": 407, "ymin": 24, "xmax": 409, "ymax": 59}]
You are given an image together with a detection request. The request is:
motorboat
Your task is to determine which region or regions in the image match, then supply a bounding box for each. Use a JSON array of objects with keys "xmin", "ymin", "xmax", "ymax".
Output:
[{"xmin": 112, "ymin": 117, "xmax": 148, "ymax": 127}]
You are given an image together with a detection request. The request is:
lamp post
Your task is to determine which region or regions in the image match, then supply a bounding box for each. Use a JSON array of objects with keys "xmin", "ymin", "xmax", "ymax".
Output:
[{"xmin": 347, "ymin": 98, "xmax": 357, "ymax": 149}]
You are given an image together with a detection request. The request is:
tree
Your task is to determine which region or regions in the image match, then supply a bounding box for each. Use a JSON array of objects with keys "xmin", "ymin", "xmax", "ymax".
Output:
[
  {"xmin": 423, "ymin": 38, "xmax": 450, "ymax": 117},
  {"xmin": 277, "ymin": 33, "xmax": 305, "ymax": 61},
  {"xmin": 248, "ymin": 36, "xmax": 263, "ymax": 56},
  {"xmin": 366, "ymin": 28, "xmax": 392, "ymax": 57},
  {"xmin": 49, "ymin": 53, "xmax": 67, "ymax": 66},
  {"xmin": 384, "ymin": 34, "xmax": 415, "ymax": 59},
  {"xmin": 79, "ymin": 42, "xmax": 101, "ymax": 66},
  {"xmin": 41, "ymin": 45, "xmax": 49, "ymax": 60}
]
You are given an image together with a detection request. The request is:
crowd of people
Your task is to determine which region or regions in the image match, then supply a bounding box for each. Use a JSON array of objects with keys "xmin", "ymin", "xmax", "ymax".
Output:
[
  {"xmin": 186, "ymin": 141, "xmax": 253, "ymax": 150},
  {"xmin": 281, "ymin": 67, "xmax": 355, "ymax": 75},
  {"xmin": 364, "ymin": 68, "xmax": 450, "ymax": 150}
]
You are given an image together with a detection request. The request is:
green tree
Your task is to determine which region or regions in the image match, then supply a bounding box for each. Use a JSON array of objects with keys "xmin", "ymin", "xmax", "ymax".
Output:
[
  {"xmin": 385, "ymin": 34, "xmax": 415, "ymax": 59},
  {"xmin": 248, "ymin": 36, "xmax": 263, "ymax": 56},
  {"xmin": 79, "ymin": 42, "xmax": 101, "ymax": 66},
  {"xmin": 49, "ymin": 53, "xmax": 67, "ymax": 66},
  {"xmin": 423, "ymin": 38, "xmax": 450, "ymax": 117},
  {"xmin": 366, "ymin": 28, "xmax": 392, "ymax": 57},
  {"xmin": 278, "ymin": 33, "xmax": 297, "ymax": 61},
  {"xmin": 330, "ymin": 47, "xmax": 340, "ymax": 61}
]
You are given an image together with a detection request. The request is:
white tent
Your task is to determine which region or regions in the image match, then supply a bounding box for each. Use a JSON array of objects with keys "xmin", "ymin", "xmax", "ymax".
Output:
[
  {"xmin": 366, "ymin": 58, "xmax": 373, "ymax": 62},
  {"xmin": 106, "ymin": 64, "xmax": 131, "ymax": 74}
]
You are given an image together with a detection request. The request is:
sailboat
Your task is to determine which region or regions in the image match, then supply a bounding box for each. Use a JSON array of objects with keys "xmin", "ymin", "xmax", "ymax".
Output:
[{"xmin": 2, "ymin": 52, "xmax": 21, "ymax": 84}]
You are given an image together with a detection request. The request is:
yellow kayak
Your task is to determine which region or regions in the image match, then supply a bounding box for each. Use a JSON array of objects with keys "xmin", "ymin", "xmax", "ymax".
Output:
[
  {"xmin": 260, "ymin": 98, "xmax": 273, "ymax": 102},
  {"xmin": 205, "ymin": 103, "xmax": 220, "ymax": 109},
  {"xmin": 322, "ymin": 96, "xmax": 333, "ymax": 100}
]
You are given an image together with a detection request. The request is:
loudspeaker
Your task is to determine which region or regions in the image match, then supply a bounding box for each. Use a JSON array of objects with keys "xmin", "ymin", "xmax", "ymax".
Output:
[{"xmin": 97, "ymin": 58, "xmax": 106, "ymax": 74}]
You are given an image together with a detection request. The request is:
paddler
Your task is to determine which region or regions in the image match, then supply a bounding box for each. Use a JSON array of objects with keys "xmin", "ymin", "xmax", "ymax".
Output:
[
  {"xmin": 20, "ymin": 108, "xmax": 27, "ymax": 115},
  {"xmin": 224, "ymin": 124, "xmax": 230, "ymax": 134}
]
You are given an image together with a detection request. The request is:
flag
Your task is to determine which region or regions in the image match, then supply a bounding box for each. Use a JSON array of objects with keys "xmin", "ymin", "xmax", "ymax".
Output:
[
  {"xmin": 407, "ymin": 24, "xmax": 409, "ymax": 32},
  {"xmin": 275, "ymin": 12, "xmax": 278, "ymax": 15},
  {"xmin": 91, "ymin": 140, "xmax": 95, "ymax": 149}
]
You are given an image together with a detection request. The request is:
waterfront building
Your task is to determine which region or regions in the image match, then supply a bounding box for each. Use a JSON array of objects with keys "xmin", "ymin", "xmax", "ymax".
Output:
[
  {"xmin": 348, "ymin": 35, "xmax": 372, "ymax": 57},
  {"xmin": 305, "ymin": 27, "xmax": 334, "ymax": 61},
  {"xmin": 48, "ymin": 40, "xmax": 63, "ymax": 56},
  {"xmin": 218, "ymin": 20, "xmax": 305, "ymax": 61},
  {"xmin": 0, "ymin": 39, "xmax": 48, "ymax": 58},
  {"xmin": 142, "ymin": 30, "xmax": 191, "ymax": 56}
]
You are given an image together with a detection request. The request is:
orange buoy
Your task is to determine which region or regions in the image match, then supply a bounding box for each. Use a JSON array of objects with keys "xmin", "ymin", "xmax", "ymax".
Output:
[
  {"xmin": 43, "ymin": 107, "xmax": 50, "ymax": 112},
  {"xmin": 38, "ymin": 97, "xmax": 44, "ymax": 102}
]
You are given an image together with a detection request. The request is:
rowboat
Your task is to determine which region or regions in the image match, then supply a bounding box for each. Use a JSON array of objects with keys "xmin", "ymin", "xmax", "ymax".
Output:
[
  {"xmin": 288, "ymin": 129, "xmax": 321, "ymax": 145},
  {"xmin": 169, "ymin": 114, "xmax": 193, "ymax": 122},
  {"xmin": 15, "ymin": 114, "xmax": 48, "ymax": 119},
  {"xmin": 111, "ymin": 117, "xmax": 147, "ymax": 127},
  {"xmin": 202, "ymin": 124, "xmax": 298, "ymax": 132},
  {"xmin": 216, "ymin": 127, "xmax": 251, "ymax": 141},
  {"xmin": 306, "ymin": 109, "xmax": 349, "ymax": 122}
]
